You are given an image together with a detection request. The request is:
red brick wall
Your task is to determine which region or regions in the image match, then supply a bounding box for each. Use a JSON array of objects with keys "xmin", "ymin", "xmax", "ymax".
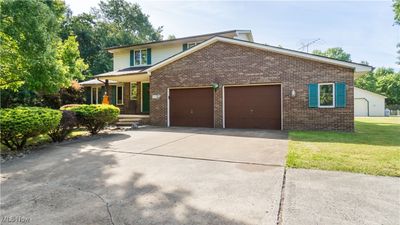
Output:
[{"xmin": 150, "ymin": 42, "xmax": 354, "ymax": 131}]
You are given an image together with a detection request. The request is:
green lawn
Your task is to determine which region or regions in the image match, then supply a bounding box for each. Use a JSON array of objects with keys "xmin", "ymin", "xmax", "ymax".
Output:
[
  {"xmin": 1, "ymin": 129, "xmax": 89, "ymax": 153},
  {"xmin": 287, "ymin": 117, "xmax": 400, "ymax": 177}
]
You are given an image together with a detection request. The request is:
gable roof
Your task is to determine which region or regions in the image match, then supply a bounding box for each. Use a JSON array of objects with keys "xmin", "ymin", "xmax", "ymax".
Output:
[
  {"xmin": 106, "ymin": 30, "xmax": 253, "ymax": 52},
  {"xmin": 355, "ymin": 87, "xmax": 386, "ymax": 98},
  {"xmin": 145, "ymin": 36, "xmax": 373, "ymax": 76}
]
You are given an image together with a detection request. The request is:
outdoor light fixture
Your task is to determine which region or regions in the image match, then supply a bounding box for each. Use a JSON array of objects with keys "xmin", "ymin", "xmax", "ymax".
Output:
[
  {"xmin": 291, "ymin": 89, "xmax": 296, "ymax": 97},
  {"xmin": 211, "ymin": 82, "xmax": 219, "ymax": 90}
]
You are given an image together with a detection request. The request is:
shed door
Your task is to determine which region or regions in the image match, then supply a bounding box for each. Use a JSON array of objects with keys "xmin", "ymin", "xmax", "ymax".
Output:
[
  {"xmin": 169, "ymin": 88, "xmax": 214, "ymax": 127},
  {"xmin": 224, "ymin": 85, "xmax": 281, "ymax": 129}
]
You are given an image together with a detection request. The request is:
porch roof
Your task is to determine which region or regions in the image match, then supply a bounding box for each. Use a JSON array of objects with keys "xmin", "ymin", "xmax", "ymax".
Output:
[
  {"xmin": 93, "ymin": 66, "xmax": 150, "ymax": 82},
  {"xmin": 79, "ymin": 79, "xmax": 117, "ymax": 86}
]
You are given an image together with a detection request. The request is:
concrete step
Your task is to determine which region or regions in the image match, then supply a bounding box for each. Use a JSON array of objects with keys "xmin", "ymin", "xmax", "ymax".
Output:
[
  {"xmin": 118, "ymin": 118, "xmax": 142, "ymax": 122},
  {"xmin": 115, "ymin": 121, "xmax": 137, "ymax": 126},
  {"xmin": 118, "ymin": 114, "xmax": 149, "ymax": 119}
]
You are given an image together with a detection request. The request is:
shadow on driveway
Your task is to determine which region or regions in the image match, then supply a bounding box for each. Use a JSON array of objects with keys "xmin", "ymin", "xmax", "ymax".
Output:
[{"xmin": 1, "ymin": 132, "xmax": 266, "ymax": 225}]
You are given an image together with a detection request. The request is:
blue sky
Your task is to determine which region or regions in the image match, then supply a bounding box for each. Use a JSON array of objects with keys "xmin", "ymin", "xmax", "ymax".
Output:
[{"xmin": 65, "ymin": 0, "xmax": 399, "ymax": 69}]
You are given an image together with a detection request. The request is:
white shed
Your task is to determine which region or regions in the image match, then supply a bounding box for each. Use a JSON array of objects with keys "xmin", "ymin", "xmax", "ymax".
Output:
[{"xmin": 354, "ymin": 87, "xmax": 386, "ymax": 117}]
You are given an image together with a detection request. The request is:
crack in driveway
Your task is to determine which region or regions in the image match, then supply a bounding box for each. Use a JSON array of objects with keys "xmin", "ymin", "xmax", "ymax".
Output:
[{"xmin": 70, "ymin": 186, "xmax": 115, "ymax": 225}]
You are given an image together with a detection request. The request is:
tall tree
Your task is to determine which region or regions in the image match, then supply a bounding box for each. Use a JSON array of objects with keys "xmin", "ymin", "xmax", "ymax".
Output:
[
  {"xmin": 393, "ymin": 0, "xmax": 400, "ymax": 64},
  {"xmin": 0, "ymin": 32, "xmax": 26, "ymax": 91},
  {"xmin": 312, "ymin": 47, "xmax": 352, "ymax": 62},
  {"xmin": 62, "ymin": 0, "xmax": 163, "ymax": 76},
  {"xmin": 1, "ymin": 0, "xmax": 87, "ymax": 93},
  {"xmin": 355, "ymin": 67, "xmax": 400, "ymax": 105}
]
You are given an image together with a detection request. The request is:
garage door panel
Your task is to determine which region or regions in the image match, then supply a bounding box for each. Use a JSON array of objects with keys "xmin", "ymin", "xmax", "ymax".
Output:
[
  {"xmin": 225, "ymin": 85, "xmax": 281, "ymax": 130},
  {"xmin": 170, "ymin": 88, "xmax": 214, "ymax": 128}
]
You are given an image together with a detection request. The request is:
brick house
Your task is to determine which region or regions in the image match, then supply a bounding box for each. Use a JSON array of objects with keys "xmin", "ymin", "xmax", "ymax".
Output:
[{"xmin": 80, "ymin": 30, "xmax": 372, "ymax": 131}]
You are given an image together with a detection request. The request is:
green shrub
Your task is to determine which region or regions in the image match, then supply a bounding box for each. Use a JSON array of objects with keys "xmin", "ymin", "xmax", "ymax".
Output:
[
  {"xmin": 0, "ymin": 107, "xmax": 62, "ymax": 150},
  {"xmin": 48, "ymin": 110, "xmax": 78, "ymax": 142},
  {"xmin": 70, "ymin": 104, "xmax": 119, "ymax": 134},
  {"xmin": 60, "ymin": 104, "xmax": 81, "ymax": 110}
]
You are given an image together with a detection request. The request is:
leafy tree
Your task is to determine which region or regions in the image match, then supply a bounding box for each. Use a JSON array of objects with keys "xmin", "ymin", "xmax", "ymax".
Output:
[
  {"xmin": 62, "ymin": 0, "xmax": 163, "ymax": 76},
  {"xmin": 57, "ymin": 35, "xmax": 88, "ymax": 81},
  {"xmin": 355, "ymin": 67, "xmax": 400, "ymax": 105},
  {"xmin": 0, "ymin": 32, "xmax": 26, "ymax": 91},
  {"xmin": 312, "ymin": 47, "xmax": 352, "ymax": 62},
  {"xmin": 97, "ymin": 0, "xmax": 163, "ymax": 42},
  {"xmin": 1, "ymin": 0, "xmax": 87, "ymax": 93},
  {"xmin": 61, "ymin": 12, "xmax": 104, "ymax": 75},
  {"xmin": 377, "ymin": 73, "xmax": 400, "ymax": 105},
  {"xmin": 167, "ymin": 34, "xmax": 176, "ymax": 40},
  {"xmin": 394, "ymin": 0, "xmax": 400, "ymax": 24},
  {"xmin": 393, "ymin": 0, "xmax": 400, "ymax": 64},
  {"xmin": 355, "ymin": 72, "xmax": 378, "ymax": 93}
]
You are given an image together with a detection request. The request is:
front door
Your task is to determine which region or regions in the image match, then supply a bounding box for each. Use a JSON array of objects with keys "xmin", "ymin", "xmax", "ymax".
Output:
[{"xmin": 142, "ymin": 83, "xmax": 150, "ymax": 113}]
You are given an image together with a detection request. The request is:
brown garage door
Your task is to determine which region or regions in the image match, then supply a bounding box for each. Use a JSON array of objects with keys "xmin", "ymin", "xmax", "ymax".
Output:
[
  {"xmin": 170, "ymin": 88, "xmax": 214, "ymax": 127},
  {"xmin": 225, "ymin": 85, "xmax": 281, "ymax": 129}
]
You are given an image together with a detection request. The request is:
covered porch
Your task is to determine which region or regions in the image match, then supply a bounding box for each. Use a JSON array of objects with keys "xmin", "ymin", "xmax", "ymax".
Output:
[{"xmin": 79, "ymin": 66, "xmax": 151, "ymax": 115}]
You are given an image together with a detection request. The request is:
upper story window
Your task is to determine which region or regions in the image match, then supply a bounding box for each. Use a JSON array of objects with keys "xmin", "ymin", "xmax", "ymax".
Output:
[
  {"xmin": 187, "ymin": 42, "xmax": 198, "ymax": 49},
  {"xmin": 318, "ymin": 83, "xmax": 335, "ymax": 108},
  {"xmin": 134, "ymin": 49, "xmax": 147, "ymax": 66}
]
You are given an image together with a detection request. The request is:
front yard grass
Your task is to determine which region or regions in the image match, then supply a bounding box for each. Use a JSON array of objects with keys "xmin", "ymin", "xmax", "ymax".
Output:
[
  {"xmin": 1, "ymin": 129, "xmax": 89, "ymax": 153},
  {"xmin": 286, "ymin": 117, "xmax": 400, "ymax": 177}
]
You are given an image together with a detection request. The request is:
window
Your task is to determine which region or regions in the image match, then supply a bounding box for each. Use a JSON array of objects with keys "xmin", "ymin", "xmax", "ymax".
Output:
[
  {"xmin": 318, "ymin": 83, "xmax": 335, "ymax": 108},
  {"xmin": 130, "ymin": 82, "xmax": 137, "ymax": 100},
  {"xmin": 116, "ymin": 85, "xmax": 124, "ymax": 105},
  {"xmin": 187, "ymin": 42, "xmax": 198, "ymax": 49},
  {"xmin": 134, "ymin": 49, "xmax": 147, "ymax": 66},
  {"xmin": 91, "ymin": 87, "xmax": 98, "ymax": 104}
]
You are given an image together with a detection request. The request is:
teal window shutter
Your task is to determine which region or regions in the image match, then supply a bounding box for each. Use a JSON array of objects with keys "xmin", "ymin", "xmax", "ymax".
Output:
[
  {"xmin": 308, "ymin": 83, "xmax": 318, "ymax": 108},
  {"xmin": 130, "ymin": 50, "xmax": 134, "ymax": 66},
  {"xmin": 335, "ymin": 82, "xmax": 346, "ymax": 108},
  {"xmin": 183, "ymin": 43, "xmax": 188, "ymax": 51},
  {"xmin": 84, "ymin": 87, "xmax": 91, "ymax": 104},
  {"xmin": 147, "ymin": 48, "xmax": 151, "ymax": 65},
  {"xmin": 111, "ymin": 86, "xmax": 116, "ymax": 105}
]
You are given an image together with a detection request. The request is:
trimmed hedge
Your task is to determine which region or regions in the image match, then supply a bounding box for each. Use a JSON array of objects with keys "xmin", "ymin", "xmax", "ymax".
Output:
[
  {"xmin": 0, "ymin": 107, "xmax": 62, "ymax": 150},
  {"xmin": 60, "ymin": 104, "xmax": 81, "ymax": 110},
  {"xmin": 70, "ymin": 104, "xmax": 119, "ymax": 134},
  {"xmin": 48, "ymin": 110, "xmax": 78, "ymax": 142}
]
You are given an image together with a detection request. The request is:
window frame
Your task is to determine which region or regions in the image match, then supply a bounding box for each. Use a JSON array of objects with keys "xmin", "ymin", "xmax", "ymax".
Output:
[
  {"xmin": 91, "ymin": 87, "xmax": 99, "ymax": 104},
  {"xmin": 133, "ymin": 49, "xmax": 147, "ymax": 66},
  {"xmin": 130, "ymin": 82, "xmax": 137, "ymax": 100},
  {"xmin": 318, "ymin": 83, "xmax": 335, "ymax": 108},
  {"xmin": 187, "ymin": 42, "xmax": 198, "ymax": 49},
  {"xmin": 116, "ymin": 85, "xmax": 124, "ymax": 105}
]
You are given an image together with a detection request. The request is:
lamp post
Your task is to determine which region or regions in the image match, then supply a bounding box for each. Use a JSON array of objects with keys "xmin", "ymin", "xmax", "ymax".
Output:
[{"xmin": 99, "ymin": 79, "xmax": 110, "ymax": 104}]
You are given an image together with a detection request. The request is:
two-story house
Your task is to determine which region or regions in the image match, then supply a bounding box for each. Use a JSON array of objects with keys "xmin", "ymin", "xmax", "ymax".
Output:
[{"xmin": 80, "ymin": 30, "xmax": 372, "ymax": 131}]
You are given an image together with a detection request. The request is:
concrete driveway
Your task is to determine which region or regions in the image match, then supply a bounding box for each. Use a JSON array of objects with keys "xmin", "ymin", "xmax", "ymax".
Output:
[{"xmin": 0, "ymin": 127, "xmax": 288, "ymax": 225}]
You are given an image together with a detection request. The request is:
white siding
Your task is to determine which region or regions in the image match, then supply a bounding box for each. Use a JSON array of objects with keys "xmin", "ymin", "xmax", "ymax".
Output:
[
  {"xmin": 152, "ymin": 43, "xmax": 182, "ymax": 65},
  {"xmin": 354, "ymin": 87, "xmax": 386, "ymax": 117},
  {"xmin": 234, "ymin": 33, "xmax": 251, "ymax": 41},
  {"xmin": 113, "ymin": 50, "xmax": 130, "ymax": 71},
  {"xmin": 354, "ymin": 99, "xmax": 368, "ymax": 116},
  {"xmin": 112, "ymin": 43, "xmax": 183, "ymax": 70}
]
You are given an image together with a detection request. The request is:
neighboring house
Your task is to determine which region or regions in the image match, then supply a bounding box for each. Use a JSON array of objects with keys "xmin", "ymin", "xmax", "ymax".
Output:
[
  {"xmin": 80, "ymin": 29, "xmax": 372, "ymax": 131},
  {"xmin": 354, "ymin": 87, "xmax": 386, "ymax": 117}
]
